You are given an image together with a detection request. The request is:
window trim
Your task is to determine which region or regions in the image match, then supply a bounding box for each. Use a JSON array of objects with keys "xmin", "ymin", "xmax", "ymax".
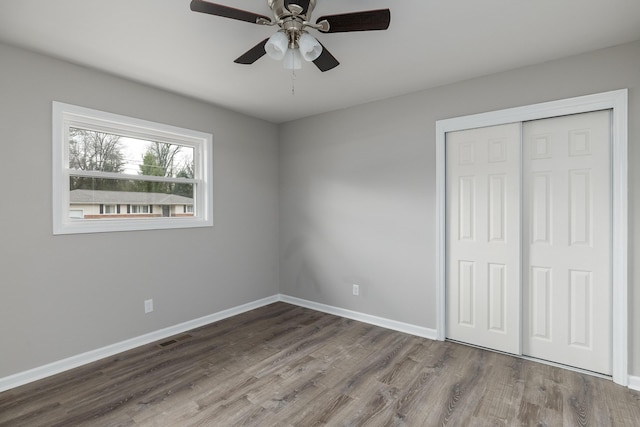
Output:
[{"xmin": 53, "ymin": 101, "xmax": 213, "ymax": 234}]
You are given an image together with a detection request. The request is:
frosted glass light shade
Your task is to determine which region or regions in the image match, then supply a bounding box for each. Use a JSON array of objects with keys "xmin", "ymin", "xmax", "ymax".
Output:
[
  {"xmin": 283, "ymin": 48, "xmax": 302, "ymax": 69},
  {"xmin": 265, "ymin": 32, "xmax": 288, "ymax": 60},
  {"xmin": 298, "ymin": 33, "xmax": 322, "ymax": 61}
]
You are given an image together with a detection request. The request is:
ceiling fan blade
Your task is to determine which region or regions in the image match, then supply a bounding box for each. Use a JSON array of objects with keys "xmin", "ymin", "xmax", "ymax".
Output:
[
  {"xmin": 316, "ymin": 9, "xmax": 391, "ymax": 33},
  {"xmin": 190, "ymin": 0, "xmax": 271, "ymax": 24},
  {"xmin": 234, "ymin": 38, "xmax": 269, "ymax": 64},
  {"xmin": 313, "ymin": 43, "xmax": 339, "ymax": 72}
]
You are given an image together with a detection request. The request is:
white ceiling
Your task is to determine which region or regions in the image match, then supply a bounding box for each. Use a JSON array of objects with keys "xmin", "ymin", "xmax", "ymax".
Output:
[{"xmin": 1, "ymin": 1, "xmax": 639, "ymax": 123}]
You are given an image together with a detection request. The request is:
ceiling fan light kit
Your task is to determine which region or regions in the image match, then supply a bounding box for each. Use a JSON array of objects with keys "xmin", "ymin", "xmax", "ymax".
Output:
[
  {"xmin": 190, "ymin": 0, "xmax": 391, "ymax": 72},
  {"xmin": 265, "ymin": 31, "xmax": 321, "ymax": 68}
]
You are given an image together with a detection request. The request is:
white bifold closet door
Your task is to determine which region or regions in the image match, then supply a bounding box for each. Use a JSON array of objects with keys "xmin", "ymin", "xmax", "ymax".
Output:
[{"xmin": 446, "ymin": 110, "xmax": 612, "ymax": 375}]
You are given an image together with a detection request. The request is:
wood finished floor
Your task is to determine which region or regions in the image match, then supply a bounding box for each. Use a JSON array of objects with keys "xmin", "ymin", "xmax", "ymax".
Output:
[{"xmin": 1, "ymin": 302, "xmax": 639, "ymax": 426}]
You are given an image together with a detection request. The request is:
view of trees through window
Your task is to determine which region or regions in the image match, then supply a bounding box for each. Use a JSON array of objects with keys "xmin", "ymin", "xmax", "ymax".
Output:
[
  {"xmin": 69, "ymin": 127, "xmax": 194, "ymax": 218},
  {"xmin": 68, "ymin": 128, "xmax": 195, "ymax": 198}
]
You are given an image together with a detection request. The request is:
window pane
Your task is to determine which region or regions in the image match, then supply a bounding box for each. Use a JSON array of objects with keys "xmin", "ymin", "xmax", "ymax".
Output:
[
  {"xmin": 69, "ymin": 177, "xmax": 194, "ymax": 220},
  {"xmin": 69, "ymin": 128, "xmax": 195, "ymax": 178},
  {"xmin": 130, "ymin": 205, "xmax": 150, "ymax": 214}
]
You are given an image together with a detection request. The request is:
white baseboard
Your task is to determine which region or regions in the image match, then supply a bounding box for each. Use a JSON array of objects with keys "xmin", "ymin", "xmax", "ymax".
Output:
[
  {"xmin": 0, "ymin": 295, "xmax": 279, "ymax": 393},
  {"xmin": 0, "ymin": 294, "xmax": 436, "ymax": 393},
  {"xmin": 18, "ymin": 294, "xmax": 631, "ymax": 394},
  {"xmin": 279, "ymin": 294, "xmax": 438, "ymax": 340}
]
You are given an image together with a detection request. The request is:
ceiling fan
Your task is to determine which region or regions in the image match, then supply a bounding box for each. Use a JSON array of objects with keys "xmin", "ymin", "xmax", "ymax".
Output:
[{"xmin": 190, "ymin": 0, "xmax": 391, "ymax": 71}]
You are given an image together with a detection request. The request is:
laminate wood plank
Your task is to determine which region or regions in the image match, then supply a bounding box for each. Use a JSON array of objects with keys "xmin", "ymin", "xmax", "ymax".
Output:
[
  {"xmin": 336, "ymin": 333, "xmax": 413, "ymax": 397},
  {"xmin": 391, "ymin": 367, "xmax": 445, "ymax": 424},
  {"xmin": 245, "ymin": 316, "xmax": 345, "ymax": 379},
  {"xmin": 0, "ymin": 365, "xmax": 106, "ymax": 414},
  {"xmin": 432, "ymin": 346, "xmax": 490, "ymax": 425},
  {"xmin": 311, "ymin": 335, "xmax": 386, "ymax": 389},
  {"xmin": 379, "ymin": 340, "xmax": 427, "ymax": 389},
  {"xmin": 1, "ymin": 302, "xmax": 639, "ymax": 426},
  {"xmin": 471, "ymin": 352, "xmax": 525, "ymax": 424},
  {"xmin": 338, "ymin": 380, "xmax": 401, "ymax": 426},
  {"xmin": 593, "ymin": 371, "xmax": 640, "ymax": 425},
  {"xmin": 265, "ymin": 372, "xmax": 327, "ymax": 413},
  {"xmin": 283, "ymin": 391, "xmax": 353, "ymax": 426}
]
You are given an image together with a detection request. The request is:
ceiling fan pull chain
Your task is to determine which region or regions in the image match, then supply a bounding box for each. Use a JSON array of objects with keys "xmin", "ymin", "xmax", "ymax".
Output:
[{"xmin": 291, "ymin": 68, "xmax": 296, "ymax": 95}]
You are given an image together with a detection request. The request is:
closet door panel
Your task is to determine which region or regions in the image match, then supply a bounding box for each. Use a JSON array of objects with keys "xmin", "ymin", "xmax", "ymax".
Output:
[
  {"xmin": 446, "ymin": 123, "xmax": 521, "ymax": 354},
  {"xmin": 522, "ymin": 110, "xmax": 611, "ymax": 375}
]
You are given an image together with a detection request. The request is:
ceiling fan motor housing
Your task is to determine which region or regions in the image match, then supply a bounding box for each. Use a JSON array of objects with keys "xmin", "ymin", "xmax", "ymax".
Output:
[
  {"xmin": 268, "ymin": 0, "xmax": 316, "ymax": 22},
  {"xmin": 282, "ymin": 18, "xmax": 305, "ymax": 48}
]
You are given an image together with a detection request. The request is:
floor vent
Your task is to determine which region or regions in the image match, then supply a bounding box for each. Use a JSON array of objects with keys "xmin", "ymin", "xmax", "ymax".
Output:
[{"xmin": 157, "ymin": 334, "xmax": 192, "ymax": 348}]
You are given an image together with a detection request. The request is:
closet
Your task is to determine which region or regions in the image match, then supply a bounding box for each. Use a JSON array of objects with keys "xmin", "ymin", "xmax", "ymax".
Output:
[{"xmin": 446, "ymin": 110, "xmax": 611, "ymax": 375}]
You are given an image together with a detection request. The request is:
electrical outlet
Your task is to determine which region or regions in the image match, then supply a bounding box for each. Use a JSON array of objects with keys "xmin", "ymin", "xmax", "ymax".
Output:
[
  {"xmin": 144, "ymin": 299, "xmax": 154, "ymax": 314},
  {"xmin": 352, "ymin": 284, "xmax": 359, "ymax": 296}
]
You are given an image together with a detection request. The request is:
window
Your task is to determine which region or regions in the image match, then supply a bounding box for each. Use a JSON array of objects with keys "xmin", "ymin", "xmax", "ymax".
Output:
[
  {"xmin": 103, "ymin": 204, "xmax": 118, "ymax": 215},
  {"xmin": 53, "ymin": 102, "xmax": 213, "ymax": 234},
  {"xmin": 130, "ymin": 205, "xmax": 150, "ymax": 214}
]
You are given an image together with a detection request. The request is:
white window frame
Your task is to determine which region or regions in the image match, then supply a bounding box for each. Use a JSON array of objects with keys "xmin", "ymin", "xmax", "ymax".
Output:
[{"xmin": 53, "ymin": 102, "xmax": 213, "ymax": 234}]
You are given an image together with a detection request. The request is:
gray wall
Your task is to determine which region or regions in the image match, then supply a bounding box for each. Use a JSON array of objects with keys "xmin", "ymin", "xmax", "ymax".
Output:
[
  {"xmin": 0, "ymin": 42, "xmax": 280, "ymax": 377},
  {"xmin": 279, "ymin": 40, "xmax": 640, "ymax": 376}
]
